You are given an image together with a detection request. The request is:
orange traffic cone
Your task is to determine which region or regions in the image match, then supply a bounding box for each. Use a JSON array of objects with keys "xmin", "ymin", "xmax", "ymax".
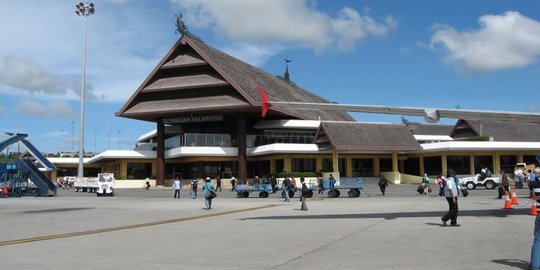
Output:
[
  {"xmin": 511, "ymin": 188, "xmax": 519, "ymax": 205},
  {"xmin": 503, "ymin": 191, "xmax": 513, "ymax": 210},
  {"xmin": 532, "ymin": 194, "xmax": 538, "ymax": 216}
]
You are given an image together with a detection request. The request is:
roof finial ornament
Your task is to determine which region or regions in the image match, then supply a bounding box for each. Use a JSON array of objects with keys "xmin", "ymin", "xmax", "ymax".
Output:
[
  {"xmin": 284, "ymin": 57, "xmax": 291, "ymax": 82},
  {"xmin": 175, "ymin": 13, "xmax": 188, "ymax": 37}
]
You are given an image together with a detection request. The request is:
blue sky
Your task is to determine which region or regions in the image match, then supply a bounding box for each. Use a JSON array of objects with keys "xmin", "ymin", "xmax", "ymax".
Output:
[{"xmin": 1, "ymin": 0, "xmax": 540, "ymax": 154}]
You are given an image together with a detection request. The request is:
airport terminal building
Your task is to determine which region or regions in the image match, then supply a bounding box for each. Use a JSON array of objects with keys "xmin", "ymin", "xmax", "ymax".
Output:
[{"xmin": 49, "ymin": 34, "xmax": 540, "ymax": 186}]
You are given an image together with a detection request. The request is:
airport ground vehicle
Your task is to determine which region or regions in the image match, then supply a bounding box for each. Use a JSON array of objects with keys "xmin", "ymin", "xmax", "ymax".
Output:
[
  {"xmin": 460, "ymin": 174, "xmax": 500, "ymax": 190},
  {"xmin": 235, "ymin": 184, "xmax": 272, "ymax": 198},
  {"xmin": 74, "ymin": 173, "xmax": 115, "ymax": 195},
  {"xmin": 96, "ymin": 173, "xmax": 115, "ymax": 196},
  {"xmin": 323, "ymin": 177, "xmax": 364, "ymax": 198},
  {"xmin": 74, "ymin": 177, "xmax": 97, "ymax": 192}
]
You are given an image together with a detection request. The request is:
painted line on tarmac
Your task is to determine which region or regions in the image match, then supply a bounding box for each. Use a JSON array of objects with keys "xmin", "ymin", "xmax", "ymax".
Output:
[{"xmin": 0, "ymin": 204, "xmax": 279, "ymax": 246}]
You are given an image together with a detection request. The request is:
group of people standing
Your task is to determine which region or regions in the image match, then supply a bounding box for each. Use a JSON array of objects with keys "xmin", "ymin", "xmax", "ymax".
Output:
[
  {"xmin": 280, "ymin": 176, "xmax": 309, "ymax": 211},
  {"xmin": 170, "ymin": 176, "xmax": 218, "ymax": 210}
]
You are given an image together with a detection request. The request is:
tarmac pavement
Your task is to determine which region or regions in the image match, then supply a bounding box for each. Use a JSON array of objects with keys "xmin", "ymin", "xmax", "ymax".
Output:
[{"xmin": 0, "ymin": 184, "xmax": 535, "ymax": 270}]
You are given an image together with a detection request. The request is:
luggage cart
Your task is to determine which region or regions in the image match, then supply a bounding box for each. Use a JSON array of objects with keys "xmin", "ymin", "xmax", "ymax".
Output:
[
  {"xmin": 235, "ymin": 184, "xmax": 272, "ymax": 198},
  {"xmin": 323, "ymin": 177, "xmax": 364, "ymax": 198}
]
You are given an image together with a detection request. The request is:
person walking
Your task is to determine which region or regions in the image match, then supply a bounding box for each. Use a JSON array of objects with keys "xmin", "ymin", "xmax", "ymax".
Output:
[
  {"xmin": 270, "ymin": 175, "xmax": 277, "ymax": 193},
  {"xmin": 441, "ymin": 171, "xmax": 460, "ymax": 227},
  {"xmin": 191, "ymin": 179, "xmax": 198, "ymax": 199},
  {"xmin": 173, "ymin": 178, "xmax": 181, "ymax": 199},
  {"xmin": 145, "ymin": 178, "xmax": 151, "ymax": 190},
  {"xmin": 422, "ymin": 173, "xmax": 431, "ymax": 195},
  {"xmin": 230, "ymin": 176, "xmax": 236, "ymax": 192},
  {"xmin": 529, "ymin": 170, "xmax": 537, "ymax": 198},
  {"xmin": 436, "ymin": 174, "xmax": 446, "ymax": 197},
  {"xmin": 300, "ymin": 177, "xmax": 308, "ymax": 211},
  {"xmin": 202, "ymin": 177, "xmax": 215, "ymax": 210},
  {"xmin": 317, "ymin": 177, "xmax": 324, "ymax": 194},
  {"xmin": 499, "ymin": 170, "xmax": 510, "ymax": 199},
  {"xmin": 378, "ymin": 174, "xmax": 389, "ymax": 196},
  {"xmin": 329, "ymin": 174, "xmax": 336, "ymax": 190},
  {"xmin": 282, "ymin": 178, "xmax": 291, "ymax": 202},
  {"xmin": 215, "ymin": 175, "xmax": 222, "ymax": 192},
  {"xmin": 530, "ymin": 180, "xmax": 540, "ymax": 270},
  {"xmin": 289, "ymin": 177, "xmax": 297, "ymax": 192}
]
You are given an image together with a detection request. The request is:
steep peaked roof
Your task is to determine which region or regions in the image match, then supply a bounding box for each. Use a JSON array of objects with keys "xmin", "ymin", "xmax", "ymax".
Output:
[
  {"xmin": 314, "ymin": 121, "xmax": 422, "ymax": 152},
  {"xmin": 117, "ymin": 35, "xmax": 353, "ymax": 122},
  {"xmin": 450, "ymin": 119, "xmax": 540, "ymax": 142}
]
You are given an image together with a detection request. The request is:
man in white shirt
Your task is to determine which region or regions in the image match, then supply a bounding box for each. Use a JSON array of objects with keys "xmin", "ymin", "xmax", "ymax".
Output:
[
  {"xmin": 173, "ymin": 179, "xmax": 181, "ymax": 199},
  {"xmin": 441, "ymin": 171, "xmax": 460, "ymax": 227}
]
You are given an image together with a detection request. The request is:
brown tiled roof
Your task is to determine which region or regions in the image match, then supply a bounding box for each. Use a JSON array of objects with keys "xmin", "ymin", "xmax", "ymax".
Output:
[
  {"xmin": 452, "ymin": 120, "xmax": 540, "ymax": 142},
  {"xmin": 121, "ymin": 95, "xmax": 249, "ymax": 116},
  {"xmin": 315, "ymin": 121, "xmax": 422, "ymax": 151},
  {"xmin": 407, "ymin": 124, "xmax": 454, "ymax": 136}
]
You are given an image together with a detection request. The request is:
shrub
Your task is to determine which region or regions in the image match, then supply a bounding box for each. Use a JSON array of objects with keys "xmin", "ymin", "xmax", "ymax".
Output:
[{"xmin": 276, "ymin": 172, "xmax": 317, "ymax": 178}]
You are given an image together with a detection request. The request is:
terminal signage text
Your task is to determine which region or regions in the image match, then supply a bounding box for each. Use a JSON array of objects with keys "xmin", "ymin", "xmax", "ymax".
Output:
[{"xmin": 163, "ymin": 114, "xmax": 224, "ymax": 124}]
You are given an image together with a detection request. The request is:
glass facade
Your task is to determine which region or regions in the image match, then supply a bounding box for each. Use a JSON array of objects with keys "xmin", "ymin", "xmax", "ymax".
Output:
[
  {"xmin": 474, "ymin": 155, "xmax": 493, "ymax": 174},
  {"xmin": 250, "ymin": 131, "xmax": 315, "ymax": 147},
  {"xmin": 321, "ymin": 158, "xmax": 346, "ymax": 174},
  {"xmin": 127, "ymin": 162, "xmax": 152, "ymax": 179},
  {"xmin": 447, "ymin": 155, "xmax": 470, "ymax": 175},
  {"xmin": 276, "ymin": 159, "xmax": 284, "ymax": 173},
  {"xmin": 352, "ymin": 158, "xmax": 373, "ymax": 177},
  {"xmin": 291, "ymin": 158, "xmax": 316, "ymax": 172},
  {"xmin": 165, "ymin": 161, "xmax": 238, "ymax": 180},
  {"xmin": 404, "ymin": 157, "xmax": 420, "ymax": 176},
  {"xmin": 524, "ymin": 155, "xmax": 539, "ymax": 166},
  {"xmin": 500, "ymin": 155, "xmax": 516, "ymax": 174},
  {"xmin": 424, "ymin": 156, "xmax": 442, "ymax": 176},
  {"xmin": 380, "ymin": 158, "xmax": 392, "ymax": 172},
  {"xmin": 184, "ymin": 133, "xmax": 232, "ymax": 147}
]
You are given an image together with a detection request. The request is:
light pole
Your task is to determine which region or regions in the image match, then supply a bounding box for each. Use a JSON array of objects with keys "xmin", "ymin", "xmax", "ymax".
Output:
[
  {"xmin": 70, "ymin": 120, "xmax": 74, "ymax": 152},
  {"xmin": 75, "ymin": 2, "xmax": 95, "ymax": 179}
]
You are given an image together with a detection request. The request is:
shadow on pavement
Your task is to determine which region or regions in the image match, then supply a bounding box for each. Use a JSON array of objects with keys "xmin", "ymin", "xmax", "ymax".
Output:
[
  {"xmin": 242, "ymin": 208, "xmax": 530, "ymax": 220},
  {"xmin": 491, "ymin": 259, "xmax": 529, "ymax": 269},
  {"xmin": 22, "ymin": 207, "xmax": 94, "ymax": 214}
]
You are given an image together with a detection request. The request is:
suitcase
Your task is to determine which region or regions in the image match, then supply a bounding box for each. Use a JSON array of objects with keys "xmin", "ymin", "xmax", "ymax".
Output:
[{"xmin": 417, "ymin": 185, "xmax": 424, "ymax": 194}]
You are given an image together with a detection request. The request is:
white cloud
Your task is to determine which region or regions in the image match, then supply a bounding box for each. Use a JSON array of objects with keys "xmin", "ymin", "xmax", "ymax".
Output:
[
  {"xmin": 16, "ymin": 100, "xmax": 76, "ymax": 119},
  {"xmin": 0, "ymin": 56, "xmax": 100, "ymax": 99},
  {"xmin": 223, "ymin": 43, "xmax": 284, "ymax": 66},
  {"xmin": 331, "ymin": 7, "xmax": 397, "ymax": 51},
  {"xmin": 0, "ymin": 1, "xmax": 168, "ymax": 102},
  {"xmin": 172, "ymin": 0, "xmax": 396, "ymax": 57},
  {"xmin": 430, "ymin": 11, "xmax": 540, "ymax": 73}
]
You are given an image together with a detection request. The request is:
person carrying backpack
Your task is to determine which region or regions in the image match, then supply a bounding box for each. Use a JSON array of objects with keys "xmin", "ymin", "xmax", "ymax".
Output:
[
  {"xmin": 202, "ymin": 177, "xmax": 216, "ymax": 210},
  {"xmin": 282, "ymin": 178, "xmax": 291, "ymax": 202},
  {"xmin": 300, "ymin": 177, "xmax": 308, "ymax": 211}
]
